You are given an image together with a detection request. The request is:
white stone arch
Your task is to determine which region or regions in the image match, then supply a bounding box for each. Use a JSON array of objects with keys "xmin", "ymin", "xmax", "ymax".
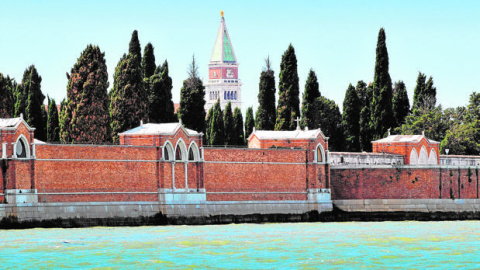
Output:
[
  {"xmin": 163, "ymin": 140, "xmax": 175, "ymax": 161},
  {"xmin": 419, "ymin": 146, "xmax": 428, "ymax": 165},
  {"xmin": 315, "ymin": 143, "xmax": 326, "ymax": 163},
  {"xmin": 409, "ymin": 148, "xmax": 418, "ymax": 165},
  {"xmin": 188, "ymin": 141, "xmax": 201, "ymax": 161},
  {"xmin": 428, "ymin": 148, "xmax": 438, "ymax": 165},
  {"xmin": 175, "ymin": 138, "xmax": 188, "ymax": 161},
  {"xmin": 14, "ymin": 134, "xmax": 30, "ymax": 159}
]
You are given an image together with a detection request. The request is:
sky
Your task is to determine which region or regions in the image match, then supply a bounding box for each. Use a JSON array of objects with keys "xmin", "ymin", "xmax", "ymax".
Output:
[{"xmin": 1, "ymin": 0, "xmax": 480, "ymax": 115}]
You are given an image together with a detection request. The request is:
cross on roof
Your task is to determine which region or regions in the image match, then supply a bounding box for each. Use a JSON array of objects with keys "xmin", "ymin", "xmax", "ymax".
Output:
[{"xmin": 295, "ymin": 117, "xmax": 301, "ymax": 130}]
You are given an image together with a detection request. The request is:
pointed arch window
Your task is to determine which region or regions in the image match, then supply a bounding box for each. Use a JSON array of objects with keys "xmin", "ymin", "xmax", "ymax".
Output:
[
  {"xmin": 16, "ymin": 139, "xmax": 27, "ymax": 158},
  {"xmin": 188, "ymin": 148, "xmax": 195, "ymax": 161},
  {"xmin": 175, "ymin": 146, "xmax": 182, "ymax": 161}
]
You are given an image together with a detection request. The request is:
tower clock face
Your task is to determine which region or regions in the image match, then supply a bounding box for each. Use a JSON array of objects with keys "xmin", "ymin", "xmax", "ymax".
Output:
[{"xmin": 226, "ymin": 68, "xmax": 234, "ymax": 78}]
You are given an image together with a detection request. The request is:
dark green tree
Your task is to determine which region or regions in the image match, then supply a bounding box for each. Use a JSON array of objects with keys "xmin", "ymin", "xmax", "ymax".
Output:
[
  {"xmin": 207, "ymin": 99, "xmax": 224, "ymax": 146},
  {"xmin": 16, "ymin": 65, "xmax": 47, "ymax": 141},
  {"xmin": 301, "ymin": 69, "xmax": 321, "ymax": 129},
  {"xmin": 129, "ymin": 30, "xmax": 142, "ymax": 61},
  {"xmin": 440, "ymin": 92, "xmax": 480, "ymax": 155},
  {"xmin": 245, "ymin": 106, "xmax": 255, "ymax": 142},
  {"xmin": 233, "ymin": 107, "xmax": 245, "ymax": 145},
  {"xmin": 423, "ymin": 76, "xmax": 437, "ymax": 110},
  {"xmin": 0, "ymin": 73, "xmax": 15, "ymax": 118},
  {"xmin": 357, "ymin": 81, "xmax": 373, "ymax": 151},
  {"xmin": 61, "ymin": 45, "xmax": 110, "ymax": 143},
  {"xmin": 275, "ymin": 44, "xmax": 300, "ymax": 131},
  {"xmin": 109, "ymin": 31, "xmax": 148, "ymax": 142},
  {"xmin": 255, "ymin": 57, "xmax": 276, "ymax": 130},
  {"xmin": 392, "ymin": 81, "xmax": 410, "ymax": 127},
  {"xmin": 312, "ymin": 96, "xmax": 344, "ymax": 151},
  {"xmin": 223, "ymin": 102, "xmax": 235, "ymax": 145},
  {"xmin": 205, "ymin": 106, "xmax": 214, "ymax": 144},
  {"xmin": 342, "ymin": 83, "xmax": 360, "ymax": 151},
  {"xmin": 142, "ymin": 43, "xmax": 156, "ymax": 79},
  {"xmin": 412, "ymin": 72, "xmax": 426, "ymax": 111},
  {"xmin": 370, "ymin": 28, "xmax": 394, "ymax": 140},
  {"xmin": 148, "ymin": 61, "xmax": 176, "ymax": 123},
  {"xmin": 397, "ymin": 105, "xmax": 449, "ymax": 143},
  {"xmin": 179, "ymin": 55, "xmax": 206, "ymax": 133},
  {"xmin": 46, "ymin": 97, "xmax": 60, "ymax": 142}
]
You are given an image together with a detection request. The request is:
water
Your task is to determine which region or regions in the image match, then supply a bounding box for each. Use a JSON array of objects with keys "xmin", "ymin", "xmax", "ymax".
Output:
[{"xmin": 0, "ymin": 221, "xmax": 479, "ymax": 269}]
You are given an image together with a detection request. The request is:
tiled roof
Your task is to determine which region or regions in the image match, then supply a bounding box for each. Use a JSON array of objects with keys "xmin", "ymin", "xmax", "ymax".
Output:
[
  {"xmin": 373, "ymin": 134, "xmax": 439, "ymax": 144},
  {"xmin": 251, "ymin": 128, "xmax": 326, "ymax": 140},
  {"xmin": 0, "ymin": 117, "xmax": 22, "ymax": 128},
  {"xmin": 120, "ymin": 122, "xmax": 200, "ymax": 136}
]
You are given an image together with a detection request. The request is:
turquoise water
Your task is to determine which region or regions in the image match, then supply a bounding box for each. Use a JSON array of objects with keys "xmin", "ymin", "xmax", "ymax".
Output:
[{"xmin": 0, "ymin": 221, "xmax": 479, "ymax": 269}]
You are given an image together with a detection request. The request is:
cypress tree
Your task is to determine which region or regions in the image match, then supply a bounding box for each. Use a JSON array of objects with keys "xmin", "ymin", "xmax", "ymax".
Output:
[
  {"xmin": 255, "ymin": 57, "xmax": 276, "ymax": 130},
  {"xmin": 233, "ymin": 107, "xmax": 245, "ymax": 145},
  {"xmin": 359, "ymin": 82, "xmax": 373, "ymax": 152},
  {"xmin": 148, "ymin": 61, "xmax": 176, "ymax": 123},
  {"xmin": 47, "ymin": 97, "xmax": 60, "ymax": 142},
  {"xmin": 370, "ymin": 28, "xmax": 394, "ymax": 140},
  {"xmin": 179, "ymin": 55, "xmax": 206, "ymax": 133},
  {"xmin": 61, "ymin": 45, "xmax": 110, "ymax": 143},
  {"xmin": 129, "ymin": 30, "xmax": 142, "ymax": 62},
  {"xmin": 0, "ymin": 73, "xmax": 15, "ymax": 118},
  {"xmin": 16, "ymin": 65, "xmax": 47, "ymax": 141},
  {"xmin": 275, "ymin": 44, "xmax": 300, "ymax": 131},
  {"xmin": 342, "ymin": 83, "xmax": 360, "ymax": 152},
  {"xmin": 142, "ymin": 43, "xmax": 156, "ymax": 79},
  {"xmin": 205, "ymin": 106, "xmax": 214, "ymax": 144},
  {"xmin": 223, "ymin": 102, "xmax": 234, "ymax": 145},
  {"xmin": 412, "ymin": 72, "xmax": 427, "ymax": 111},
  {"xmin": 313, "ymin": 96, "xmax": 344, "ymax": 151},
  {"xmin": 208, "ymin": 99, "xmax": 224, "ymax": 146},
  {"xmin": 301, "ymin": 69, "xmax": 321, "ymax": 129},
  {"xmin": 424, "ymin": 76, "xmax": 437, "ymax": 110},
  {"xmin": 245, "ymin": 106, "xmax": 255, "ymax": 143},
  {"xmin": 110, "ymin": 31, "xmax": 148, "ymax": 142},
  {"xmin": 392, "ymin": 81, "xmax": 410, "ymax": 127}
]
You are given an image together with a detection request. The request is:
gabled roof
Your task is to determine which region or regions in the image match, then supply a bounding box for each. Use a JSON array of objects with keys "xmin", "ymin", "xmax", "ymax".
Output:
[
  {"xmin": 248, "ymin": 128, "xmax": 327, "ymax": 141},
  {"xmin": 119, "ymin": 122, "xmax": 201, "ymax": 137},
  {"xmin": 0, "ymin": 116, "xmax": 35, "ymax": 130},
  {"xmin": 373, "ymin": 134, "xmax": 440, "ymax": 144},
  {"xmin": 210, "ymin": 12, "xmax": 237, "ymax": 64}
]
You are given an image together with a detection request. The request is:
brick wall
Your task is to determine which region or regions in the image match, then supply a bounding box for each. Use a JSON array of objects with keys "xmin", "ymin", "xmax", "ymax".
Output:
[
  {"xmin": 331, "ymin": 167, "xmax": 480, "ymax": 200},
  {"xmin": 34, "ymin": 144, "xmax": 160, "ymax": 202},
  {"xmin": 203, "ymin": 148, "xmax": 327, "ymax": 201}
]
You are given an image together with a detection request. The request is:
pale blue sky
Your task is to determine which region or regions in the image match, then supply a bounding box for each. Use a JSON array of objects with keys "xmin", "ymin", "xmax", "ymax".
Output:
[{"xmin": 1, "ymin": 0, "xmax": 479, "ymax": 114}]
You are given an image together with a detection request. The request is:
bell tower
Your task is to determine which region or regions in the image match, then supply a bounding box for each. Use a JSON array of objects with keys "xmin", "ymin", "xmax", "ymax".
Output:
[{"xmin": 204, "ymin": 11, "xmax": 242, "ymax": 112}]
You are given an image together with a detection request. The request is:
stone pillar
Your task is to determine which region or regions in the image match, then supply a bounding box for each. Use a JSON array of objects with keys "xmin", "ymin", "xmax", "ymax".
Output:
[
  {"xmin": 172, "ymin": 162, "xmax": 176, "ymax": 191},
  {"xmin": 31, "ymin": 143, "xmax": 36, "ymax": 158},
  {"xmin": 184, "ymin": 162, "xmax": 188, "ymax": 191},
  {"xmin": 12, "ymin": 142, "xmax": 17, "ymax": 158},
  {"xmin": 2, "ymin": 143, "xmax": 7, "ymax": 158}
]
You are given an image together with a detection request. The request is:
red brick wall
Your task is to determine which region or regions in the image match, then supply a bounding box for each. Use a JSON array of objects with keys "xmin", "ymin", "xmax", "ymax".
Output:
[
  {"xmin": 331, "ymin": 167, "xmax": 480, "ymax": 200},
  {"xmin": 34, "ymin": 144, "xmax": 160, "ymax": 202},
  {"xmin": 203, "ymin": 148, "xmax": 322, "ymax": 201}
]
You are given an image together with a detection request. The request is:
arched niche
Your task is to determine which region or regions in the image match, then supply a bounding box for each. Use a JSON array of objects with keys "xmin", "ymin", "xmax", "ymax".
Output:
[
  {"xmin": 188, "ymin": 141, "xmax": 201, "ymax": 161},
  {"xmin": 315, "ymin": 143, "xmax": 326, "ymax": 163},
  {"xmin": 14, "ymin": 134, "xmax": 30, "ymax": 159},
  {"xmin": 428, "ymin": 149, "xmax": 438, "ymax": 165},
  {"xmin": 409, "ymin": 148, "xmax": 418, "ymax": 165},
  {"xmin": 175, "ymin": 139, "xmax": 187, "ymax": 161},
  {"xmin": 419, "ymin": 146, "xmax": 428, "ymax": 165},
  {"xmin": 163, "ymin": 140, "xmax": 174, "ymax": 161}
]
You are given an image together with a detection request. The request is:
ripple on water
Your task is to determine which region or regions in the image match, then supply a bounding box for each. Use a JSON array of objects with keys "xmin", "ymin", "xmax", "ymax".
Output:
[{"xmin": 0, "ymin": 221, "xmax": 479, "ymax": 269}]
